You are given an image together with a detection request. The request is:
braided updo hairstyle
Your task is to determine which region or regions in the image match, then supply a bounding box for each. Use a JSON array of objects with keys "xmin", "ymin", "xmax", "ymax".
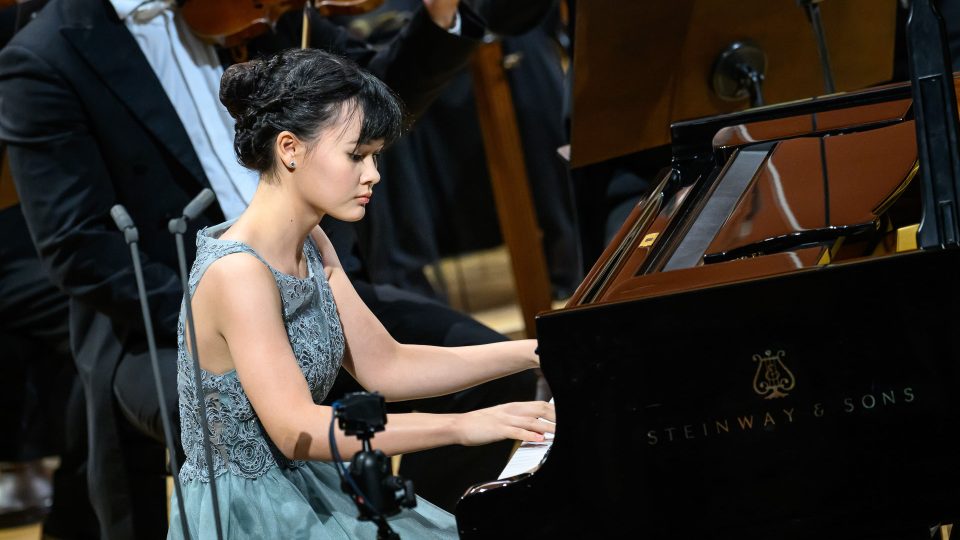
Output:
[{"xmin": 219, "ymin": 48, "xmax": 404, "ymax": 178}]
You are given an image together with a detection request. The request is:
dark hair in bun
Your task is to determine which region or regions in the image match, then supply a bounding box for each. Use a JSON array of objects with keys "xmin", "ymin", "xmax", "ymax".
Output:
[{"xmin": 220, "ymin": 48, "xmax": 404, "ymax": 176}]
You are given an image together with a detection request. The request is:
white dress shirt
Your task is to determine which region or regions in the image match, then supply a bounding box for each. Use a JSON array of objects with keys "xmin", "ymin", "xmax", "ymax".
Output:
[{"xmin": 110, "ymin": 0, "xmax": 258, "ymax": 220}]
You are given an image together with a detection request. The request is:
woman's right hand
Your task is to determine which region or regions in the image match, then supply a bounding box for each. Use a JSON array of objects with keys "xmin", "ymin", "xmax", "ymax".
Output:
[{"xmin": 454, "ymin": 401, "xmax": 556, "ymax": 446}]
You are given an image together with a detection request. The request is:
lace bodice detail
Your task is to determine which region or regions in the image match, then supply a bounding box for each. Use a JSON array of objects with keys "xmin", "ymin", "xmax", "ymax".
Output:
[{"xmin": 177, "ymin": 221, "xmax": 345, "ymax": 482}]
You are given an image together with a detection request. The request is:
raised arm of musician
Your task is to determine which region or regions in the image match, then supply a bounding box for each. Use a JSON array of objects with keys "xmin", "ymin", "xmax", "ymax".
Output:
[
  {"xmin": 262, "ymin": 0, "xmax": 482, "ymax": 121},
  {"xmin": 422, "ymin": 0, "xmax": 460, "ymax": 30}
]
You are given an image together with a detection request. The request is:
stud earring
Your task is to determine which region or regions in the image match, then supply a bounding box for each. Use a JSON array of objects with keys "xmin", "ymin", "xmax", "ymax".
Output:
[{"xmin": 289, "ymin": 160, "xmax": 296, "ymax": 169}]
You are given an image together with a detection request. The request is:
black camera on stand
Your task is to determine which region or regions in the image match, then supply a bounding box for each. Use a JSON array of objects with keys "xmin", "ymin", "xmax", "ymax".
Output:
[{"xmin": 330, "ymin": 392, "xmax": 416, "ymax": 540}]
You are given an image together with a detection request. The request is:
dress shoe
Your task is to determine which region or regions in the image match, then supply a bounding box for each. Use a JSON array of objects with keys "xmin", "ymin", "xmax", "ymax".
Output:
[{"xmin": 0, "ymin": 459, "xmax": 52, "ymax": 528}]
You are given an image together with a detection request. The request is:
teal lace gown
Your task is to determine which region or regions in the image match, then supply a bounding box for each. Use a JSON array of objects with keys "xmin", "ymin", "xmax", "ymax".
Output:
[{"xmin": 167, "ymin": 221, "xmax": 458, "ymax": 539}]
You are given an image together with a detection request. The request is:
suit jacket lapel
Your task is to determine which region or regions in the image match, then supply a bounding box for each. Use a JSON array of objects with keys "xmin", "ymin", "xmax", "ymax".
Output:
[{"xmin": 59, "ymin": 0, "xmax": 210, "ymax": 189}]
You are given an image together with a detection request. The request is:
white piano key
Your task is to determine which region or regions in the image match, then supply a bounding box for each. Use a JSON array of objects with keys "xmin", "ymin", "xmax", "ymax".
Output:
[
  {"xmin": 498, "ymin": 399, "xmax": 555, "ymax": 479},
  {"xmin": 498, "ymin": 439, "xmax": 552, "ymax": 479}
]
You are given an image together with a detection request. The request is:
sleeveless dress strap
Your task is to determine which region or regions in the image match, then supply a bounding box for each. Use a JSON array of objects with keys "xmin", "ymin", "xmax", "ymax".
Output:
[{"xmin": 187, "ymin": 238, "xmax": 274, "ymax": 297}]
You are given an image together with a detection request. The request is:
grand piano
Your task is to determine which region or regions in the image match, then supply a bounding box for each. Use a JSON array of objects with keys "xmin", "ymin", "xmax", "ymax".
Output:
[{"xmin": 455, "ymin": 1, "xmax": 960, "ymax": 538}]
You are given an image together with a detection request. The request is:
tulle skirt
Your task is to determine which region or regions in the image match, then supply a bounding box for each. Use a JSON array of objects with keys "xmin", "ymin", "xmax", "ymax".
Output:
[{"xmin": 167, "ymin": 461, "xmax": 458, "ymax": 539}]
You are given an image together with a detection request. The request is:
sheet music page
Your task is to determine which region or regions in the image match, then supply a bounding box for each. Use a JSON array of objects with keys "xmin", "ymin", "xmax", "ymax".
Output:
[{"xmin": 498, "ymin": 399, "xmax": 555, "ymax": 479}]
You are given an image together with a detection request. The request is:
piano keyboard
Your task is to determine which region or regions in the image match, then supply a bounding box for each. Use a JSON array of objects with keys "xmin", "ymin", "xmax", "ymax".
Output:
[
  {"xmin": 498, "ymin": 399, "xmax": 556, "ymax": 479},
  {"xmin": 498, "ymin": 433, "xmax": 553, "ymax": 479}
]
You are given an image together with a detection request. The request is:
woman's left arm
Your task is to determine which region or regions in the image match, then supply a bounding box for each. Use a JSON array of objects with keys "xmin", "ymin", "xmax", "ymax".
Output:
[
  {"xmin": 375, "ymin": 340, "xmax": 538, "ymax": 401},
  {"xmin": 311, "ymin": 228, "xmax": 538, "ymax": 401}
]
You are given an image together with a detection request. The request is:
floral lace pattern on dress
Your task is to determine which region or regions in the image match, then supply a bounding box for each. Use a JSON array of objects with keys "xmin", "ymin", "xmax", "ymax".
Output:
[{"xmin": 177, "ymin": 222, "xmax": 345, "ymax": 482}]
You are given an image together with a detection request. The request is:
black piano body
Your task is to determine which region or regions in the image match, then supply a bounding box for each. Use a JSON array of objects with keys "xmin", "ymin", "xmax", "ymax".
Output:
[{"xmin": 455, "ymin": 77, "xmax": 960, "ymax": 539}]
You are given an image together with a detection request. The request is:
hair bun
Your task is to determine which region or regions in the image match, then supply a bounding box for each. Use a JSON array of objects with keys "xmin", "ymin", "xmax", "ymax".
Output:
[
  {"xmin": 220, "ymin": 48, "xmax": 404, "ymax": 175},
  {"xmin": 219, "ymin": 60, "xmax": 262, "ymax": 120}
]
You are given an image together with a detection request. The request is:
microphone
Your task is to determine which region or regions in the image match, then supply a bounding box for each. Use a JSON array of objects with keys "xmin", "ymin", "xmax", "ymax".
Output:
[
  {"xmin": 110, "ymin": 204, "xmax": 192, "ymax": 540},
  {"xmin": 168, "ymin": 188, "xmax": 215, "ymax": 235},
  {"xmin": 795, "ymin": 0, "xmax": 835, "ymax": 94},
  {"xmin": 183, "ymin": 188, "xmax": 215, "ymax": 221},
  {"xmin": 110, "ymin": 204, "xmax": 139, "ymax": 243},
  {"xmin": 168, "ymin": 189, "xmax": 225, "ymax": 540}
]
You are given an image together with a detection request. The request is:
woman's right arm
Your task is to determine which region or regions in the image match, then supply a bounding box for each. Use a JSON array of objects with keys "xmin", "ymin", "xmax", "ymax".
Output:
[{"xmin": 199, "ymin": 253, "xmax": 555, "ymax": 462}]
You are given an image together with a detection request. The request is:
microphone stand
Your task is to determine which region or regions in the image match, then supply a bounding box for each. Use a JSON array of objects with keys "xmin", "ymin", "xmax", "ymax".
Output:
[
  {"xmin": 797, "ymin": 0, "xmax": 836, "ymax": 94},
  {"xmin": 109, "ymin": 205, "xmax": 191, "ymax": 540},
  {"xmin": 168, "ymin": 189, "xmax": 224, "ymax": 540}
]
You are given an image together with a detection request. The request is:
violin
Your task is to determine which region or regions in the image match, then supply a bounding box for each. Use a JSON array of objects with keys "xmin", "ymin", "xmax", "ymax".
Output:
[
  {"xmin": 181, "ymin": 0, "xmax": 384, "ymax": 49},
  {"xmin": 0, "ymin": 0, "xmax": 37, "ymax": 12}
]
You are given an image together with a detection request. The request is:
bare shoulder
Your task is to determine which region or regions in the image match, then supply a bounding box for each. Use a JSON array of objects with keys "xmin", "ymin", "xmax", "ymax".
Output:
[
  {"xmin": 197, "ymin": 252, "xmax": 282, "ymax": 314},
  {"xmin": 203, "ymin": 250, "xmax": 275, "ymax": 285}
]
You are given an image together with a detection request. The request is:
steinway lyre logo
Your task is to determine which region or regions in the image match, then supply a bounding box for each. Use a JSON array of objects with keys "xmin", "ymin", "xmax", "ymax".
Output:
[{"xmin": 752, "ymin": 349, "xmax": 796, "ymax": 399}]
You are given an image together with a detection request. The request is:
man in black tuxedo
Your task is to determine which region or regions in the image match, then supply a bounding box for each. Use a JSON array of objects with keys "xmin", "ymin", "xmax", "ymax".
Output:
[
  {"xmin": 0, "ymin": 1, "xmax": 98, "ymax": 535},
  {"xmin": 0, "ymin": 0, "xmax": 535, "ymax": 537}
]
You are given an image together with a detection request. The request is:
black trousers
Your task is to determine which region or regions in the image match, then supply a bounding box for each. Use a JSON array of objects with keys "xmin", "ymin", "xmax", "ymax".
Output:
[
  {"xmin": 111, "ymin": 279, "xmax": 537, "ymax": 534},
  {"xmin": 0, "ymin": 204, "xmax": 98, "ymax": 538},
  {"xmin": 112, "ymin": 346, "xmax": 180, "ymax": 540},
  {"xmin": 0, "ymin": 206, "xmax": 72, "ymax": 461}
]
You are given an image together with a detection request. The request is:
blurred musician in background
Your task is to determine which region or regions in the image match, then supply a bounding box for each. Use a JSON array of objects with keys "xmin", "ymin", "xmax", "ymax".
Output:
[
  {"xmin": 0, "ymin": 0, "xmax": 537, "ymax": 537},
  {"xmin": 0, "ymin": 149, "xmax": 92, "ymax": 537},
  {"xmin": 0, "ymin": 146, "xmax": 73, "ymax": 533},
  {"xmin": 332, "ymin": 0, "xmax": 581, "ymax": 300},
  {"xmin": 0, "ymin": 1, "xmax": 97, "ymax": 537}
]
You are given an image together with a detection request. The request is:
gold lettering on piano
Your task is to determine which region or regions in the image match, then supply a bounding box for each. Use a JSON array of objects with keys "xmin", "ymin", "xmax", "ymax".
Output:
[
  {"xmin": 644, "ymin": 388, "xmax": 916, "ymax": 446},
  {"xmin": 638, "ymin": 233, "xmax": 659, "ymax": 247},
  {"xmin": 752, "ymin": 349, "xmax": 796, "ymax": 399},
  {"xmin": 841, "ymin": 387, "xmax": 915, "ymax": 413},
  {"xmin": 646, "ymin": 408, "xmax": 797, "ymax": 446}
]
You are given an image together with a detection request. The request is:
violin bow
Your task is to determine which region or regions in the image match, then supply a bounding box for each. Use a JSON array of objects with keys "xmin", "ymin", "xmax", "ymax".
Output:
[{"xmin": 301, "ymin": 2, "xmax": 311, "ymax": 49}]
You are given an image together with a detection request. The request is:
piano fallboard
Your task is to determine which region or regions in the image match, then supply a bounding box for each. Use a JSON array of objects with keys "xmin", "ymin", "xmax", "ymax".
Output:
[{"xmin": 457, "ymin": 247, "xmax": 960, "ymax": 539}]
